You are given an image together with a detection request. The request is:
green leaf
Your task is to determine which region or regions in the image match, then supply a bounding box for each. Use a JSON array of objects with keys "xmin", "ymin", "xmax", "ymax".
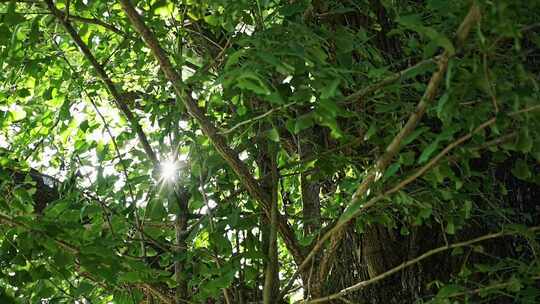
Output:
[
  {"xmin": 153, "ymin": 1, "xmax": 173, "ymax": 17},
  {"xmin": 382, "ymin": 162, "xmax": 400, "ymax": 181},
  {"xmin": 516, "ymin": 128, "xmax": 533, "ymax": 153},
  {"xmin": 418, "ymin": 140, "xmax": 439, "ymax": 164},
  {"xmin": 74, "ymin": 282, "xmax": 94, "ymax": 297},
  {"xmin": 8, "ymin": 106, "xmax": 26, "ymax": 121},
  {"xmin": 5, "ymin": 1, "xmax": 26, "ymax": 25},
  {"xmin": 397, "ymin": 14, "xmax": 423, "ymax": 30},
  {"xmin": 399, "ymin": 151, "xmax": 416, "ymax": 166},
  {"xmin": 507, "ymin": 276, "xmax": 523, "ymax": 292},
  {"xmin": 418, "ymin": 207, "xmax": 432, "ymax": 219},
  {"xmin": 119, "ymin": 271, "xmax": 142, "ymax": 283},
  {"xmin": 436, "ymin": 93, "xmax": 450, "ymax": 119},
  {"xmin": 398, "ymin": 15, "xmax": 455, "ymax": 55},
  {"xmin": 236, "ymin": 79, "xmax": 270, "ymax": 95},
  {"xmin": 320, "ymin": 79, "xmax": 341, "ymax": 99},
  {"xmin": 436, "ymin": 284, "xmax": 464, "ymax": 298},
  {"xmin": 422, "ymin": 27, "xmax": 455, "ymax": 55},
  {"xmin": 279, "ymin": 1, "xmax": 307, "ymax": 17},
  {"xmin": 225, "ymin": 50, "xmax": 246, "ymax": 69},
  {"xmin": 266, "ymin": 128, "xmax": 280, "ymax": 142},
  {"xmin": 511, "ymin": 159, "xmax": 531, "ymax": 180},
  {"xmin": 129, "ymin": 174, "xmax": 150, "ymax": 185},
  {"xmin": 400, "ymin": 226, "xmax": 410, "ymax": 235},
  {"xmin": 113, "ymin": 291, "xmax": 132, "ymax": 304},
  {"xmin": 299, "ymin": 234, "xmax": 315, "ymax": 246},
  {"xmin": 446, "ymin": 220, "xmax": 455, "ymax": 234},
  {"xmin": 340, "ymin": 202, "xmax": 362, "ymax": 223},
  {"xmin": 402, "ymin": 127, "xmax": 429, "ymax": 146},
  {"xmin": 294, "ymin": 113, "xmax": 314, "ymax": 133},
  {"xmin": 258, "ymin": 53, "xmax": 295, "ymax": 74},
  {"xmin": 364, "ymin": 123, "xmax": 377, "ymax": 140},
  {"xmin": 451, "ymin": 247, "xmax": 464, "ymax": 256},
  {"xmin": 463, "ymin": 200, "xmax": 472, "ymax": 218},
  {"xmin": 148, "ymin": 199, "xmax": 167, "ymax": 220},
  {"xmin": 12, "ymin": 187, "xmax": 34, "ymax": 213}
]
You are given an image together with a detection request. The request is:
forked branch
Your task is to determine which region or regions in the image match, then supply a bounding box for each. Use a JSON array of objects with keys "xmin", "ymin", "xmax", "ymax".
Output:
[
  {"xmin": 280, "ymin": 3, "xmax": 482, "ymax": 296},
  {"xmin": 301, "ymin": 226, "xmax": 540, "ymax": 303},
  {"xmin": 117, "ymin": 0, "xmax": 304, "ymax": 264},
  {"xmin": 44, "ymin": 0, "xmax": 159, "ymax": 165}
]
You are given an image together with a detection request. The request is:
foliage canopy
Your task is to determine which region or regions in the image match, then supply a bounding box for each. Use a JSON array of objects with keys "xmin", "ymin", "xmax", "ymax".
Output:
[{"xmin": 1, "ymin": 0, "xmax": 540, "ymax": 303}]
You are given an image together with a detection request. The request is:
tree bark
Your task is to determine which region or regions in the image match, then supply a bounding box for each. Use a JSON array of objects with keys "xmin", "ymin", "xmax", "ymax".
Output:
[{"xmin": 173, "ymin": 188, "xmax": 190, "ymax": 302}]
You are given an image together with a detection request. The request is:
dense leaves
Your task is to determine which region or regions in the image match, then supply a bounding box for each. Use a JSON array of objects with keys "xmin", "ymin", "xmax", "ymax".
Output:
[{"xmin": 1, "ymin": 0, "xmax": 540, "ymax": 303}]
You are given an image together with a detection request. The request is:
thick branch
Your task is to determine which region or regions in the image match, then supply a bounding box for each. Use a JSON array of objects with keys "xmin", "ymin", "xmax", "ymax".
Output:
[
  {"xmin": 280, "ymin": 3, "xmax": 482, "ymax": 296},
  {"xmin": 263, "ymin": 147, "xmax": 280, "ymax": 304},
  {"xmin": 44, "ymin": 0, "xmax": 158, "ymax": 165},
  {"xmin": 117, "ymin": 0, "xmax": 304, "ymax": 263},
  {"xmin": 301, "ymin": 226, "xmax": 540, "ymax": 303},
  {"xmin": 173, "ymin": 188, "xmax": 190, "ymax": 301},
  {"xmin": 281, "ymin": 102, "xmax": 540, "ymax": 297},
  {"xmin": 351, "ymin": 3, "xmax": 480, "ymax": 203}
]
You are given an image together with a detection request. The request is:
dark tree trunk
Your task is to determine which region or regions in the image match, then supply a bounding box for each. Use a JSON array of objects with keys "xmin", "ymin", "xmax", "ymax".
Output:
[{"xmin": 300, "ymin": 155, "xmax": 540, "ymax": 303}]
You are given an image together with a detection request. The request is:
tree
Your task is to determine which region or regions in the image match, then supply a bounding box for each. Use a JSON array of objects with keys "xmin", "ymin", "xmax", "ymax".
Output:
[{"xmin": 1, "ymin": 0, "xmax": 540, "ymax": 303}]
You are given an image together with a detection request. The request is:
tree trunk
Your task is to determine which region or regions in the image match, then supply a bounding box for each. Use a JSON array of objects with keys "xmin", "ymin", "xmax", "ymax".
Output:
[{"xmin": 301, "ymin": 156, "xmax": 540, "ymax": 303}]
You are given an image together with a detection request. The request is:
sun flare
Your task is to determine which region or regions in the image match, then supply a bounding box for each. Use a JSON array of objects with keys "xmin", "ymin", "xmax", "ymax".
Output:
[{"xmin": 160, "ymin": 159, "xmax": 179, "ymax": 182}]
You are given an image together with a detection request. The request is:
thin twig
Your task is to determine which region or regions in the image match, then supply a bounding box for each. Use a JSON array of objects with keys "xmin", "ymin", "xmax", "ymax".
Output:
[
  {"xmin": 300, "ymin": 226, "xmax": 540, "ymax": 303},
  {"xmin": 220, "ymin": 102, "xmax": 296, "ymax": 134},
  {"xmin": 45, "ymin": 0, "xmax": 159, "ymax": 165},
  {"xmin": 140, "ymin": 283, "xmax": 176, "ymax": 304},
  {"xmin": 344, "ymin": 57, "xmax": 437, "ymax": 104},
  {"xmin": 281, "ymin": 99, "xmax": 539, "ymax": 298},
  {"xmin": 50, "ymin": 32, "xmax": 147, "ymax": 257},
  {"xmin": 118, "ymin": 0, "xmax": 305, "ymax": 265},
  {"xmin": 68, "ymin": 14, "xmax": 125, "ymax": 35},
  {"xmin": 279, "ymin": 3, "xmax": 482, "ymax": 297},
  {"xmin": 446, "ymin": 275, "xmax": 540, "ymax": 299},
  {"xmin": 0, "ymin": 212, "xmax": 79, "ymax": 254},
  {"xmin": 482, "ymin": 53, "xmax": 499, "ymax": 112}
]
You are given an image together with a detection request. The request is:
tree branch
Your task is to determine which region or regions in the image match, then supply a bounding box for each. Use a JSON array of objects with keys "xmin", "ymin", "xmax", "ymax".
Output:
[
  {"xmin": 386, "ymin": 104, "xmax": 538, "ymax": 195},
  {"xmin": 140, "ymin": 283, "xmax": 176, "ymax": 304},
  {"xmin": 300, "ymin": 226, "xmax": 540, "ymax": 303},
  {"xmin": 280, "ymin": 3, "xmax": 482, "ymax": 296},
  {"xmin": 445, "ymin": 275, "xmax": 540, "ymax": 299},
  {"xmin": 117, "ymin": 0, "xmax": 305, "ymax": 263},
  {"xmin": 344, "ymin": 57, "xmax": 437, "ymax": 104},
  {"xmin": 350, "ymin": 3, "xmax": 480, "ymax": 204},
  {"xmin": 0, "ymin": 212, "xmax": 79, "ymax": 254},
  {"xmin": 281, "ymin": 101, "xmax": 540, "ymax": 298},
  {"xmin": 67, "ymin": 14, "xmax": 125, "ymax": 35},
  {"xmin": 263, "ymin": 146, "xmax": 280, "ymax": 304},
  {"xmin": 44, "ymin": 0, "xmax": 158, "ymax": 166},
  {"xmin": 220, "ymin": 102, "xmax": 296, "ymax": 135}
]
